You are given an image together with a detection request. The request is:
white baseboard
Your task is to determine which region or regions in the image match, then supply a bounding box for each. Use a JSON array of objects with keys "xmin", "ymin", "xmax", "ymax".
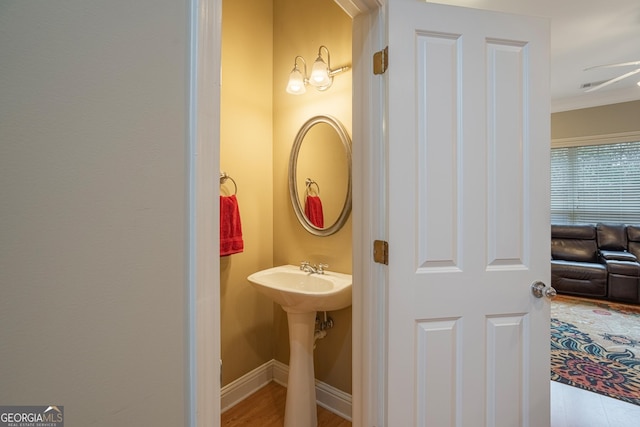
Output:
[
  {"xmin": 220, "ymin": 360, "xmax": 273, "ymax": 412},
  {"xmin": 315, "ymin": 378, "xmax": 353, "ymax": 421},
  {"xmin": 222, "ymin": 359, "xmax": 352, "ymax": 421},
  {"xmin": 271, "ymin": 359, "xmax": 289, "ymax": 387}
]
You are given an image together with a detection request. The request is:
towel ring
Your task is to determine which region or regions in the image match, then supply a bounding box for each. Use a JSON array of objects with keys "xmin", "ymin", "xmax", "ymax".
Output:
[
  {"xmin": 305, "ymin": 178, "xmax": 320, "ymax": 196},
  {"xmin": 220, "ymin": 172, "xmax": 237, "ymax": 195}
]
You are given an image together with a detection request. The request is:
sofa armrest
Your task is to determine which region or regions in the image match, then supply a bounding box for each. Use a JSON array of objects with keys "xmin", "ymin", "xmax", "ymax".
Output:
[{"xmin": 599, "ymin": 250, "xmax": 638, "ymax": 262}]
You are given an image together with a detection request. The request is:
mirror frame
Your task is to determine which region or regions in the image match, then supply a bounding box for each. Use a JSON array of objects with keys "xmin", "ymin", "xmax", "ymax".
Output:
[{"xmin": 288, "ymin": 115, "xmax": 352, "ymax": 236}]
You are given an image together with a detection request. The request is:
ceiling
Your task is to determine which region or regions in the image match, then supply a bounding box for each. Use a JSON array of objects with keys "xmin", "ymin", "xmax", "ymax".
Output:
[{"xmin": 430, "ymin": 0, "xmax": 640, "ymax": 112}]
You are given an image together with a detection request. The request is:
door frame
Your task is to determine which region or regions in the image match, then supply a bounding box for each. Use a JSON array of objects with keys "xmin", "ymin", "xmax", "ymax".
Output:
[
  {"xmin": 346, "ymin": 2, "xmax": 386, "ymax": 426},
  {"xmin": 188, "ymin": 0, "xmax": 386, "ymax": 426},
  {"xmin": 189, "ymin": 0, "xmax": 223, "ymax": 426}
]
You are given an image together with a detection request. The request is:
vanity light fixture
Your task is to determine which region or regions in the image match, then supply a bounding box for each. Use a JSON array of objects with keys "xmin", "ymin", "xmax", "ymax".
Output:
[{"xmin": 286, "ymin": 45, "xmax": 350, "ymax": 95}]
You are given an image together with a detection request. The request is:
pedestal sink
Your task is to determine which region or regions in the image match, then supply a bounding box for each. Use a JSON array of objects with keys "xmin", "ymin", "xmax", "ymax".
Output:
[{"xmin": 247, "ymin": 265, "xmax": 352, "ymax": 427}]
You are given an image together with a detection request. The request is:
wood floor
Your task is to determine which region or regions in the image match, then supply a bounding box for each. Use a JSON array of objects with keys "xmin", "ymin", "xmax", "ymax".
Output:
[
  {"xmin": 221, "ymin": 381, "xmax": 351, "ymax": 427},
  {"xmin": 223, "ymin": 380, "xmax": 640, "ymax": 426}
]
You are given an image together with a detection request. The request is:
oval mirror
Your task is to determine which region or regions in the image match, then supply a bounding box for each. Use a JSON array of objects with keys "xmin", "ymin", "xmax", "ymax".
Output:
[{"xmin": 289, "ymin": 115, "xmax": 352, "ymax": 236}]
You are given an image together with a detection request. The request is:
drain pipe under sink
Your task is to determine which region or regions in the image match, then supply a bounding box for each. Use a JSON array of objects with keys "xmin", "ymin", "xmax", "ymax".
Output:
[{"xmin": 313, "ymin": 311, "xmax": 333, "ymax": 347}]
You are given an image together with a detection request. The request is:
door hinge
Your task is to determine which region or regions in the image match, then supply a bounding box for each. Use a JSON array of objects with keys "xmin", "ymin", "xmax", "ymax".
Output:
[
  {"xmin": 373, "ymin": 240, "xmax": 389, "ymax": 265},
  {"xmin": 373, "ymin": 46, "xmax": 388, "ymax": 75}
]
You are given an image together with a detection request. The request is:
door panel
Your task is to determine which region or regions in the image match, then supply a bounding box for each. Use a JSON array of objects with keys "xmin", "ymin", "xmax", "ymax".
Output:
[
  {"xmin": 386, "ymin": 1, "xmax": 550, "ymax": 426},
  {"xmin": 486, "ymin": 39, "xmax": 527, "ymax": 268}
]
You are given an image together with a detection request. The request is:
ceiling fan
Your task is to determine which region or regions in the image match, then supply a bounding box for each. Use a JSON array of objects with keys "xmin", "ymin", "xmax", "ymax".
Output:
[{"xmin": 582, "ymin": 60, "xmax": 640, "ymax": 93}]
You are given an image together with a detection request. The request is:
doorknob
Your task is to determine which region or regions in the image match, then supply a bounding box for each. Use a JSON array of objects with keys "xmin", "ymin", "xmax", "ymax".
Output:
[{"xmin": 531, "ymin": 281, "xmax": 557, "ymax": 299}]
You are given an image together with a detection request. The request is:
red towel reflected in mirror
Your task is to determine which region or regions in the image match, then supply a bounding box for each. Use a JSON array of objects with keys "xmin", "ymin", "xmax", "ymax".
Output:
[{"xmin": 304, "ymin": 195, "xmax": 324, "ymax": 228}]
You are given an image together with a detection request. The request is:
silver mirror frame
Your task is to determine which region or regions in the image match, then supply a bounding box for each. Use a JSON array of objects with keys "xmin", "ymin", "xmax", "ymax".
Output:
[{"xmin": 288, "ymin": 115, "xmax": 352, "ymax": 236}]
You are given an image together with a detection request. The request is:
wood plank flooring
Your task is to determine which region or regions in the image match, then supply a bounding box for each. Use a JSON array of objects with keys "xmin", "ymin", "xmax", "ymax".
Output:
[{"xmin": 221, "ymin": 381, "xmax": 351, "ymax": 427}]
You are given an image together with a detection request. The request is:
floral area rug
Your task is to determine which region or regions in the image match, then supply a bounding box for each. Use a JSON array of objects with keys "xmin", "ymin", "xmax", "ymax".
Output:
[{"xmin": 551, "ymin": 295, "xmax": 640, "ymax": 406}]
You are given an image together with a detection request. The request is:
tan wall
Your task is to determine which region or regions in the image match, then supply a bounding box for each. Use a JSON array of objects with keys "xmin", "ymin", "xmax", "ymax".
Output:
[
  {"xmin": 220, "ymin": 0, "xmax": 275, "ymax": 386},
  {"xmin": 273, "ymin": 0, "xmax": 353, "ymax": 393},
  {"xmin": 0, "ymin": 1, "xmax": 189, "ymax": 425},
  {"xmin": 551, "ymin": 100, "xmax": 640, "ymax": 140}
]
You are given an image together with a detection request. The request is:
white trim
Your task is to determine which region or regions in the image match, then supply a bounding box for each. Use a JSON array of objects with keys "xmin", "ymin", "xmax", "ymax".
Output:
[
  {"xmin": 316, "ymin": 380, "xmax": 353, "ymax": 422},
  {"xmin": 190, "ymin": 0, "xmax": 221, "ymax": 426},
  {"xmin": 551, "ymin": 130, "xmax": 640, "ymax": 148},
  {"xmin": 272, "ymin": 359, "xmax": 289, "ymax": 387},
  {"xmin": 334, "ymin": 0, "xmax": 382, "ymax": 18},
  {"xmin": 351, "ymin": 4, "xmax": 386, "ymax": 427},
  {"xmin": 222, "ymin": 360, "xmax": 353, "ymax": 421},
  {"xmin": 221, "ymin": 361, "xmax": 274, "ymax": 412}
]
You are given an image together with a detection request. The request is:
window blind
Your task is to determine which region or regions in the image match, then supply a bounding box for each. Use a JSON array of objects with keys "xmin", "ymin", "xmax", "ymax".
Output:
[{"xmin": 551, "ymin": 141, "xmax": 640, "ymax": 224}]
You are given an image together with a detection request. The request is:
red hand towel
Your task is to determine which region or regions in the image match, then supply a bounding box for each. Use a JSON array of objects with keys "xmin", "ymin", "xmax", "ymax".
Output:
[
  {"xmin": 304, "ymin": 195, "xmax": 324, "ymax": 228},
  {"xmin": 220, "ymin": 195, "xmax": 244, "ymax": 256}
]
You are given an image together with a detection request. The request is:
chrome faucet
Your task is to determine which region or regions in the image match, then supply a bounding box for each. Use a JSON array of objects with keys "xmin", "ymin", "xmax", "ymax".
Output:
[{"xmin": 300, "ymin": 261, "xmax": 328, "ymax": 274}]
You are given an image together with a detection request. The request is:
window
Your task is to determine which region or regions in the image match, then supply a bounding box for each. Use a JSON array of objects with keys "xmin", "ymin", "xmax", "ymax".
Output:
[{"xmin": 551, "ymin": 141, "xmax": 640, "ymax": 224}]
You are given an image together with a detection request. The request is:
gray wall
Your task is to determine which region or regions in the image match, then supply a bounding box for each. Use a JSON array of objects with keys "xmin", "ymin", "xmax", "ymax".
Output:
[{"xmin": 0, "ymin": 1, "xmax": 190, "ymax": 425}]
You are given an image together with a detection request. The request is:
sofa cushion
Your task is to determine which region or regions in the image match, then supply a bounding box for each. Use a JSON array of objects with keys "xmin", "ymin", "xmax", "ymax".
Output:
[
  {"xmin": 552, "ymin": 240, "xmax": 599, "ymax": 263},
  {"xmin": 551, "ymin": 260, "xmax": 607, "ymax": 298},
  {"xmin": 629, "ymin": 243, "xmax": 640, "ymax": 261},
  {"xmin": 628, "ymin": 225, "xmax": 640, "ymax": 242},
  {"xmin": 597, "ymin": 223, "xmax": 627, "ymax": 250},
  {"xmin": 627, "ymin": 226, "xmax": 640, "ymax": 260},
  {"xmin": 604, "ymin": 260, "xmax": 640, "ymax": 276},
  {"xmin": 551, "ymin": 224, "xmax": 598, "ymax": 263},
  {"xmin": 552, "ymin": 224, "xmax": 596, "ymax": 240},
  {"xmin": 600, "ymin": 250, "xmax": 638, "ymax": 262},
  {"xmin": 551, "ymin": 260, "xmax": 607, "ymax": 279}
]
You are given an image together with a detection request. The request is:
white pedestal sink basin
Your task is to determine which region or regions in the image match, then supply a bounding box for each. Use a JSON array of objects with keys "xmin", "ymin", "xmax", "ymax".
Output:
[
  {"xmin": 247, "ymin": 264, "xmax": 352, "ymax": 313},
  {"xmin": 247, "ymin": 265, "xmax": 352, "ymax": 427}
]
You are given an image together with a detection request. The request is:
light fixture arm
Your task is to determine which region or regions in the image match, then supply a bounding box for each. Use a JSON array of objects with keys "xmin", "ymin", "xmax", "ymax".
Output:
[
  {"xmin": 294, "ymin": 55, "xmax": 308, "ymax": 83},
  {"xmin": 318, "ymin": 45, "xmax": 331, "ymax": 70},
  {"xmin": 318, "ymin": 45, "xmax": 350, "ymax": 77},
  {"xmin": 329, "ymin": 65, "xmax": 350, "ymax": 77}
]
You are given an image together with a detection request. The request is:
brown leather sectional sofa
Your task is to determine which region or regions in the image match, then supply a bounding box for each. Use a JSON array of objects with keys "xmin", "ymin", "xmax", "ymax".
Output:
[{"xmin": 551, "ymin": 223, "xmax": 640, "ymax": 303}]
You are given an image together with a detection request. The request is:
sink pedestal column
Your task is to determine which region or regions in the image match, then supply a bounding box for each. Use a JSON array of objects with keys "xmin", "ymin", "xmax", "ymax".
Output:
[{"xmin": 284, "ymin": 309, "xmax": 317, "ymax": 427}]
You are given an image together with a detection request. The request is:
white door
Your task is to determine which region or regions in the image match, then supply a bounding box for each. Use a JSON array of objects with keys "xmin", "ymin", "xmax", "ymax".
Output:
[{"xmin": 385, "ymin": 1, "xmax": 551, "ymax": 426}]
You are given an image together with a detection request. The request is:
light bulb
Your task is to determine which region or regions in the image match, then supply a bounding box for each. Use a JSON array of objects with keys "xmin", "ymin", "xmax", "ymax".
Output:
[
  {"xmin": 286, "ymin": 67, "xmax": 306, "ymax": 95},
  {"xmin": 310, "ymin": 56, "xmax": 331, "ymax": 88}
]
